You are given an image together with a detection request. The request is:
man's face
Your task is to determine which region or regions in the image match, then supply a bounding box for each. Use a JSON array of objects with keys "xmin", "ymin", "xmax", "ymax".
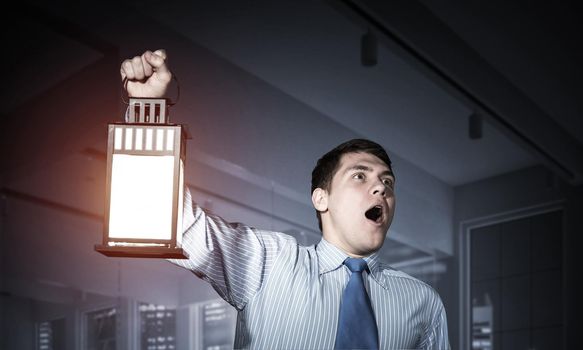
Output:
[{"xmin": 314, "ymin": 152, "xmax": 396, "ymax": 257}]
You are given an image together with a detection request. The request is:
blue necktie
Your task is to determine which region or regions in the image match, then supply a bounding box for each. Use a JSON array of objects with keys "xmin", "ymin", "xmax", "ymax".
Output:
[{"xmin": 334, "ymin": 258, "xmax": 379, "ymax": 350}]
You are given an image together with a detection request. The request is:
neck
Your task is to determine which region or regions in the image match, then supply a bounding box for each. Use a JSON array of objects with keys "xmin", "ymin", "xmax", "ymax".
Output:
[{"xmin": 321, "ymin": 235, "xmax": 373, "ymax": 259}]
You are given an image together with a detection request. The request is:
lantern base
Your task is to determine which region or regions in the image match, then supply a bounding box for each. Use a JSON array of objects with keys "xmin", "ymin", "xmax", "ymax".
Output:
[{"xmin": 95, "ymin": 244, "xmax": 189, "ymax": 259}]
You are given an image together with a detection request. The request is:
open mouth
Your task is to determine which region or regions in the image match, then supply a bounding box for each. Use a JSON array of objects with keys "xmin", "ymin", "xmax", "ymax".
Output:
[{"xmin": 365, "ymin": 205, "xmax": 383, "ymax": 223}]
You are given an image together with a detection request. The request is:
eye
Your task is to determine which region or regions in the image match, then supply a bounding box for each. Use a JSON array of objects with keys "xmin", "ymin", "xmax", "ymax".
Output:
[
  {"xmin": 352, "ymin": 172, "xmax": 365, "ymax": 181},
  {"xmin": 382, "ymin": 178, "xmax": 394, "ymax": 187}
]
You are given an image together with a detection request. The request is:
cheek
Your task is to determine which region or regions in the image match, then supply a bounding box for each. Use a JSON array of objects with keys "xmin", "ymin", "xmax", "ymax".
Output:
[
  {"xmin": 387, "ymin": 194, "xmax": 396, "ymax": 210},
  {"xmin": 331, "ymin": 201, "xmax": 357, "ymax": 225},
  {"xmin": 329, "ymin": 188, "xmax": 364, "ymax": 217},
  {"xmin": 342, "ymin": 194, "xmax": 363, "ymax": 214}
]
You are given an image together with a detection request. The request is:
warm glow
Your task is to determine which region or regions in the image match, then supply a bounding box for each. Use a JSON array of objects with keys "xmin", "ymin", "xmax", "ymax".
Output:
[{"xmin": 108, "ymin": 154, "xmax": 175, "ymax": 240}]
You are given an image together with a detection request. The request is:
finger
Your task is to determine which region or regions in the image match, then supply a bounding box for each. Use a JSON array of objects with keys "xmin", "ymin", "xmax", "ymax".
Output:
[
  {"xmin": 144, "ymin": 50, "xmax": 172, "ymax": 81},
  {"xmin": 141, "ymin": 52, "xmax": 153, "ymax": 77},
  {"xmin": 153, "ymin": 49, "xmax": 167, "ymax": 60},
  {"xmin": 121, "ymin": 59, "xmax": 136, "ymax": 80},
  {"xmin": 132, "ymin": 56, "xmax": 145, "ymax": 81}
]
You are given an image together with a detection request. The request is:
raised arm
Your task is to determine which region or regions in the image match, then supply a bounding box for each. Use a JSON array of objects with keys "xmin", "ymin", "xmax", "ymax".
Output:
[
  {"xmin": 120, "ymin": 51, "xmax": 292, "ymax": 310},
  {"xmin": 169, "ymin": 188, "xmax": 292, "ymax": 310}
]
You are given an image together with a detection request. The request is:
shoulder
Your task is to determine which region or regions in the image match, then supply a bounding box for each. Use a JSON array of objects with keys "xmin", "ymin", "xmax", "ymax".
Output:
[
  {"xmin": 249, "ymin": 228, "xmax": 309, "ymax": 257},
  {"xmin": 253, "ymin": 231, "xmax": 319, "ymax": 273},
  {"xmin": 257, "ymin": 231, "xmax": 319, "ymax": 258},
  {"xmin": 376, "ymin": 262, "xmax": 444, "ymax": 305},
  {"xmin": 255, "ymin": 229, "xmax": 298, "ymax": 246}
]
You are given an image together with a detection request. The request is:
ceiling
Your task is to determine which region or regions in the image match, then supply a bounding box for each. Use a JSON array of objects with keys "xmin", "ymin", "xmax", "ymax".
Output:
[
  {"xmin": 133, "ymin": 0, "xmax": 543, "ymax": 186},
  {"xmin": 4, "ymin": 0, "xmax": 581, "ymax": 190}
]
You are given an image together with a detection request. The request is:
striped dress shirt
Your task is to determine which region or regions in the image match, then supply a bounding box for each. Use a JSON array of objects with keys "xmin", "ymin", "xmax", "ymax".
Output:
[{"xmin": 171, "ymin": 189, "xmax": 450, "ymax": 349}]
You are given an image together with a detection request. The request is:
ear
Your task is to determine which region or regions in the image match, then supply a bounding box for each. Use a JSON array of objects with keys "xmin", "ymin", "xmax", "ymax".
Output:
[{"xmin": 311, "ymin": 188, "xmax": 329, "ymax": 212}]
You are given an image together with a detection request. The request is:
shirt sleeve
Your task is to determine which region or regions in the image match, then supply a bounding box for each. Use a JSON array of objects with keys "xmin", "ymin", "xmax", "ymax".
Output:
[
  {"xmin": 168, "ymin": 187, "xmax": 291, "ymax": 310},
  {"xmin": 420, "ymin": 293, "xmax": 451, "ymax": 350}
]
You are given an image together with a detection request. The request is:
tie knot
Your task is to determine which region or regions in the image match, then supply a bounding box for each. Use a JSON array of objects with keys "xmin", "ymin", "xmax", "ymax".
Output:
[{"xmin": 344, "ymin": 258, "xmax": 368, "ymax": 273}]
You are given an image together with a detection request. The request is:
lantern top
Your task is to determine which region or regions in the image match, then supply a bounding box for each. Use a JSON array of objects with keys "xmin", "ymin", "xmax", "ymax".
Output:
[{"xmin": 127, "ymin": 97, "xmax": 170, "ymax": 124}]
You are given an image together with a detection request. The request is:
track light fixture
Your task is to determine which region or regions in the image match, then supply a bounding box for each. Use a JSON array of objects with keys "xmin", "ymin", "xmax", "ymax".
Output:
[
  {"xmin": 361, "ymin": 29, "xmax": 377, "ymax": 67},
  {"xmin": 469, "ymin": 112, "xmax": 483, "ymax": 140}
]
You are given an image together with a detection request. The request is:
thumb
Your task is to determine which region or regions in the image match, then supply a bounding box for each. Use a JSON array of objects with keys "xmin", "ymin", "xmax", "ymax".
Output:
[{"xmin": 144, "ymin": 50, "xmax": 170, "ymax": 76}]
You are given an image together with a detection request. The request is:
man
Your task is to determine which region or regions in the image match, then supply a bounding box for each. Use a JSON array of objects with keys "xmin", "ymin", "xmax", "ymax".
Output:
[{"xmin": 121, "ymin": 50, "xmax": 450, "ymax": 349}]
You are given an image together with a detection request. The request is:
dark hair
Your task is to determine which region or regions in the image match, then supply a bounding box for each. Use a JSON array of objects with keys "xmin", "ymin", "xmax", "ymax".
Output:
[{"xmin": 311, "ymin": 138, "xmax": 394, "ymax": 232}]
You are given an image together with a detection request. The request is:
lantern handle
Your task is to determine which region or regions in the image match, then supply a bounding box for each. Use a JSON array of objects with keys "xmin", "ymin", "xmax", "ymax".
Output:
[{"xmin": 121, "ymin": 74, "xmax": 180, "ymax": 106}]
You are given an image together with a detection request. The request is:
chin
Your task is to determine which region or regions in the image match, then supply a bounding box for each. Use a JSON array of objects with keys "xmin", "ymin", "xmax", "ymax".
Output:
[{"xmin": 361, "ymin": 240, "xmax": 384, "ymax": 255}]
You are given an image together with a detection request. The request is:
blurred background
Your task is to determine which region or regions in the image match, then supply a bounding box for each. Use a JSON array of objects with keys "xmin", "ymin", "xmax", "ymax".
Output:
[{"xmin": 1, "ymin": 1, "xmax": 581, "ymax": 349}]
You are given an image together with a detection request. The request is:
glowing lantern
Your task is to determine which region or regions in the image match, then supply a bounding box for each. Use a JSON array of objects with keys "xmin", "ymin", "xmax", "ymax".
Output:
[{"xmin": 95, "ymin": 98, "xmax": 188, "ymax": 258}]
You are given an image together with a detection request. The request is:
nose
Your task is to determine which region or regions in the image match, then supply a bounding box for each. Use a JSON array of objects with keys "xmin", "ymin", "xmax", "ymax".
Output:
[{"xmin": 371, "ymin": 180, "xmax": 386, "ymax": 197}]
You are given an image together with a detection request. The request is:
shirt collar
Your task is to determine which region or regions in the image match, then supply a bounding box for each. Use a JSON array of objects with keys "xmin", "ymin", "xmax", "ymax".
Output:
[{"xmin": 316, "ymin": 238, "xmax": 381, "ymax": 276}]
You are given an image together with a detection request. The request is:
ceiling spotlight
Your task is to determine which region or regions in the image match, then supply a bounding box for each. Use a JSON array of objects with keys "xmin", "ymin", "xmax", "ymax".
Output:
[
  {"xmin": 469, "ymin": 112, "xmax": 483, "ymax": 140},
  {"xmin": 361, "ymin": 29, "xmax": 377, "ymax": 67}
]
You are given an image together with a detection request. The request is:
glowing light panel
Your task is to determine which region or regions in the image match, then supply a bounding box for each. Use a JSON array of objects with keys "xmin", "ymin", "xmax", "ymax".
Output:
[{"xmin": 108, "ymin": 154, "xmax": 175, "ymax": 240}]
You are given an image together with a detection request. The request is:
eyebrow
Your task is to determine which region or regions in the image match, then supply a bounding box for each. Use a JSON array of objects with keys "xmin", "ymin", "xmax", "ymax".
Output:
[{"xmin": 344, "ymin": 164, "xmax": 395, "ymax": 179}]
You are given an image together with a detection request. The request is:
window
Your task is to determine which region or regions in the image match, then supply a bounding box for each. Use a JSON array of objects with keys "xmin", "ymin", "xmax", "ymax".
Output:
[
  {"xmin": 201, "ymin": 300, "xmax": 236, "ymax": 350},
  {"xmin": 86, "ymin": 307, "xmax": 117, "ymax": 350},
  {"xmin": 139, "ymin": 302, "xmax": 176, "ymax": 350},
  {"xmin": 36, "ymin": 318, "xmax": 65, "ymax": 350}
]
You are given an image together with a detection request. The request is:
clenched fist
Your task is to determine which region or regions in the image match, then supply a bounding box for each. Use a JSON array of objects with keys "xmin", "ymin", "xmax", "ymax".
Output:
[{"xmin": 120, "ymin": 49, "xmax": 171, "ymax": 98}]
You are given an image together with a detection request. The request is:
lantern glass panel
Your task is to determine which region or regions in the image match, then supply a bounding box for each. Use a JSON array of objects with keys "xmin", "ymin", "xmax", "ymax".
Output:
[
  {"xmin": 108, "ymin": 154, "xmax": 174, "ymax": 240},
  {"xmin": 124, "ymin": 128, "xmax": 133, "ymax": 150},
  {"xmin": 114, "ymin": 128, "xmax": 123, "ymax": 150},
  {"xmin": 156, "ymin": 129, "xmax": 164, "ymax": 151},
  {"xmin": 145, "ymin": 129, "xmax": 154, "ymax": 150},
  {"xmin": 135, "ymin": 129, "xmax": 143, "ymax": 150},
  {"xmin": 167, "ymin": 129, "xmax": 175, "ymax": 151}
]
